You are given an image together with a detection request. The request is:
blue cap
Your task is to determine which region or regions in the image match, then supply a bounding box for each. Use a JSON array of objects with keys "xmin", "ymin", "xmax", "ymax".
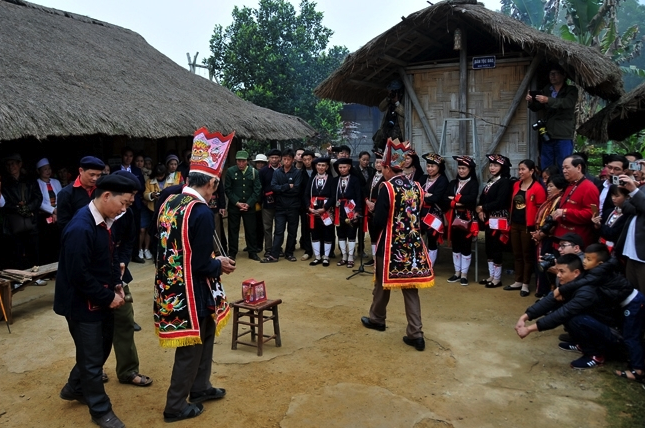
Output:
[
  {"xmin": 80, "ymin": 156, "xmax": 105, "ymax": 171},
  {"xmin": 112, "ymin": 170, "xmax": 142, "ymax": 192},
  {"xmin": 96, "ymin": 174, "xmax": 137, "ymax": 193}
]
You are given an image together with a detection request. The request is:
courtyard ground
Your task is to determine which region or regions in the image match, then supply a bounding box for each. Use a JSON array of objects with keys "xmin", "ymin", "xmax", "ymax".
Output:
[{"xmin": 1, "ymin": 242, "xmax": 644, "ymax": 427}]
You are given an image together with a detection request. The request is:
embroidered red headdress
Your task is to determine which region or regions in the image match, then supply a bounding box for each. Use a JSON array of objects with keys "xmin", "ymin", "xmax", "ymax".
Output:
[
  {"xmin": 189, "ymin": 128, "xmax": 235, "ymax": 178},
  {"xmin": 382, "ymin": 138, "xmax": 410, "ymax": 171}
]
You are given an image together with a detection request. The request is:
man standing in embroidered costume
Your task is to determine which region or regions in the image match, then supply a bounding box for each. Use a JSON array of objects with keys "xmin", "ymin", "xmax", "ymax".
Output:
[
  {"xmin": 155, "ymin": 128, "xmax": 236, "ymax": 423},
  {"xmin": 361, "ymin": 138, "xmax": 434, "ymax": 351}
]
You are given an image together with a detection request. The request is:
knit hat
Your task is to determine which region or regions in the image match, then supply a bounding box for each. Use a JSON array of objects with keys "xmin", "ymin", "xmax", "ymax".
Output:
[{"xmin": 165, "ymin": 154, "xmax": 180, "ymax": 164}]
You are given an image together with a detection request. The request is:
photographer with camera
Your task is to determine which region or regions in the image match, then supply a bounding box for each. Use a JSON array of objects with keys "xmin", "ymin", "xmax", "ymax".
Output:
[
  {"xmin": 551, "ymin": 155, "xmax": 599, "ymax": 249},
  {"xmin": 526, "ymin": 64, "xmax": 578, "ymax": 171},
  {"xmin": 614, "ymin": 174, "xmax": 645, "ymax": 295},
  {"xmin": 372, "ymin": 80, "xmax": 405, "ymax": 151},
  {"xmin": 597, "ymin": 154, "xmax": 628, "ymax": 220}
]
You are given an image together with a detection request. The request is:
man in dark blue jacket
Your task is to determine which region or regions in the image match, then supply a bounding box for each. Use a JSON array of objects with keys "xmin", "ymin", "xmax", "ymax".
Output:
[
  {"xmin": 55, "ymin": 174, "xmax": 137, "ymax": 428},
  {"xmin": 114, "ymin": 147, "xmax": 146, "ymax": 263},
  {"xmin": 261, "ymin": 149, "xmax": 303, "ymax": 263},
  {"xmin": 515, "ymin": 253, "xmax": 622, "ymax": 370},
  {"xmin": 56, "ymin": 156, "xmax": 104, "ymax": 230}
]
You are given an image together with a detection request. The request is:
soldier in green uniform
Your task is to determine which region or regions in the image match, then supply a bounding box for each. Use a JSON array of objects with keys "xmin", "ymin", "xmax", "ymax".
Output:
[{"xmin": 224, "ymin": 150, "xmax": 262, "ymax": 261}]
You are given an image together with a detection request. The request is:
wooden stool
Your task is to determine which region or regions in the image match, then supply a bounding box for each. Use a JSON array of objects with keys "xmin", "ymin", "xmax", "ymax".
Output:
[{"xmin": 231, "ymin": 299, "xmax": 282, "ymax": 356}]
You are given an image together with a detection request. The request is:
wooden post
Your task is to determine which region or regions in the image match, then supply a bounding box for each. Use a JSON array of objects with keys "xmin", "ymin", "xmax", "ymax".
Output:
[
  {"xmin": 459, "ymin": 26, "xmax": 468, "ymax": 154},
  {"xmin": 486, "ymin": 54, "xmax": 543, "ymax": 155},
  {"xmin": 397, "ymin": 68, "xmax": 440, "ymax": 153}
]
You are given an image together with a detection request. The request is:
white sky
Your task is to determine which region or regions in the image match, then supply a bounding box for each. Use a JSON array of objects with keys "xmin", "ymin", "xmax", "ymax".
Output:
[{"xmin": 32, "ymin": 0, "xmax": 501, "ymax": 77}]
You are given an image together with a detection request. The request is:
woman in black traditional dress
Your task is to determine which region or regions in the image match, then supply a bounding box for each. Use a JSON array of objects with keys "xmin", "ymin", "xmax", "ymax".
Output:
[
  {"xmin": 304, "ymin": 157, "xmax": 335, "ymax": 266},
  {"xmin": 445, "ymin": 156, "xmax": 480, "ymax": 286},
  {"xmin": 402, "ymin": 150, "xmax": 424, "ymax": 183},
  {"xmin": 476, "ymin": 154, "xmax": 512, "ymax": 288},
  {"xmin": 331, "ymin": 158, "xmax": 363, "ymax": 268},
  {"xmin": 419, "ymin": 153, "xmax": 449, "ymax": 268},
  {"xmin": 364, "ymin": 150, "xmax": 385, "ymax": 267}
]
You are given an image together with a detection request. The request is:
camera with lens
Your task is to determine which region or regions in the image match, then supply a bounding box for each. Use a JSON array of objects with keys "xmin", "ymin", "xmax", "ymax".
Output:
[
  {"xmin": 539, "ymin": 215, "xmax": 557, "ymax": 235},
  {"xmin": 531, "ymin": 119, "xmax": 551, "ymax": 142},
  {"xmin": 538, "ymin": 253, "xmax": 557, "ymax": 272}
]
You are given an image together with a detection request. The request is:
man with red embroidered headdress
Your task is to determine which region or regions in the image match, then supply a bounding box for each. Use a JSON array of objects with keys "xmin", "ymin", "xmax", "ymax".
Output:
[
  {"xmin": 155, "ymin": 128, "xmax": 236, "ymax": 423},
  {"xmin": 360, "ymin": 138, "xmax": 435, "ymax": 351}
]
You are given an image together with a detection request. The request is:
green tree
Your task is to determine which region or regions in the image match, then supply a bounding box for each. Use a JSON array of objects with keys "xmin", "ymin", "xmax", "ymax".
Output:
[{"xmin": 204, "ymin": 0, "xmax": 349, "ymax": 147}]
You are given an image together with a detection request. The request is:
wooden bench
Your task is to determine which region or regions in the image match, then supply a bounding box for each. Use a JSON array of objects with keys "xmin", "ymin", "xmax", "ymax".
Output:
[
  {"xmin": 0, "ymin": 262, "xmax": 58, "ymax": 325},
  {"xmin": 230, "ymin": 299, "xmax": 282, "ymax": 356}
]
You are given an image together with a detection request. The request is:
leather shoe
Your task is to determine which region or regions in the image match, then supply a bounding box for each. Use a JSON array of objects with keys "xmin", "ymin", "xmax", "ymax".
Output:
[
  {"xmin": 520, "ymin": 290, "xmax": 530, "ymax": 297},
  {"xmin": 91, "ymin": 410, "xmax": 125, "ymax": 428},
  {"xmin": 163, "ymin": 403, "xmax": 204, "ymax": 423},
  {"xmin": 403, "ymin": 336, "xmax": 425, "ymax": 351},
  {"xmin": 248, "ymin": 253, "xmax": 261, "ymax": 261},
  {"xmin": 133, "ymin": 322, "xmax": 141, "ymax": 332},
  {"xmin": 131, "ymin": 255, "xmax": 145, "ymax": 264},
  {"xmin": 361, "ymin": 316, "xmax": 385, "ymax": 332},
  {"xmin": 485, "ymin": 281, "xmax": 502, "ymax": 289},
  {"xmin": 59, "ymin": 383, "xmax": 86, "ymax": 405},
  {"xmin": 503, "ymin": 285, "xmax": 522, "ymax": 291},
  {"xmin": 189, "ymin": 387, "xmax": 226, "ymax": 403}
]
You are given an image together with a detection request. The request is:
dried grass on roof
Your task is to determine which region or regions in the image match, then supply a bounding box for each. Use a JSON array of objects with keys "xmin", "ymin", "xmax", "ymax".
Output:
[
  {"xmin": 0, "ymin": 0, "xmax": 316, "ymax": 142},
  {"xmin": 315, "ymin": 0, "xmax": 623, "ymax": 106}
]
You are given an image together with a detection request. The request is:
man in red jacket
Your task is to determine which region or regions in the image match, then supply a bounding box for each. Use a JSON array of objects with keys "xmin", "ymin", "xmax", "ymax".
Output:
[{"xmin": 552, "ymin": 155, "xmax": 599, "ymax": 248}]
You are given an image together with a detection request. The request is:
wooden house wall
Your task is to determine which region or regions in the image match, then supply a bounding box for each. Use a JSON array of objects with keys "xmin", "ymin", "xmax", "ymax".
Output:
[{"xmin": 407, "ymin": 60, "xmax": 531, "ymax": 178}]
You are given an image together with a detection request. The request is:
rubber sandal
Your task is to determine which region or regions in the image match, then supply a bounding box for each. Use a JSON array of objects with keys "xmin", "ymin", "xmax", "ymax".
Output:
[
  {"xmin": 102, "ymin": 370, "xmax": 109, "ymax": 383},
  {"xmin": 119, "ymin": 372, "xmax": 153, "ymax": 387},
  {"xmin": 163, "ymin": 403, "xmax": 204, "ymax": 423},
  {"xmin": 615, "ymin": 369, "xmax": 645, "ymax": 383},
  {"xmin": 260, "ymin": 255, "xmax": 278, "ymax": 263},
  {"xmin": 189, "ymin": 387, "xmax": 227, "ymax": 403},
  {"xmin": 286, "ymin": 255, "xmax": 297, "ymax": 262},
  {"xmin": 337, "ymin": 260, "xmax": 348, "ymax": 266},
  {"xmin": 347, "ymin": 261, "xmax": 355, "ymax": 268}
]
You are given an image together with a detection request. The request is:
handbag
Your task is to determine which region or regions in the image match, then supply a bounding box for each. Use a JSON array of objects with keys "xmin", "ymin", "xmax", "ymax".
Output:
[
  {"xmin": 451, "ymin": 217, "xmax": 471, "ymax": 231},
  {"xmin": 6, "ymin": 184, "xmax": 37, "ymax": 234}
]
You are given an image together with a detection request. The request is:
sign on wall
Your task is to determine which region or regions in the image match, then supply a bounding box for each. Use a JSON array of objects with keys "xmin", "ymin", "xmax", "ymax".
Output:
[{"xmin": 472, "ymin": 56, "xmax": 496, "ymax": 69}]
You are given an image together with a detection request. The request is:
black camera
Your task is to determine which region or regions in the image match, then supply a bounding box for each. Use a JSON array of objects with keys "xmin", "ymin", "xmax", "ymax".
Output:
[
  {"xmin": 532, "ymin": 119, "xmax": 551, "ymax": 142},
  {"xmin": 538, "ymin": 253, "xmax": 557, "ymax": 272},
  {"xmin": 539, "ymin": 215, "xmax": 556, "ymax": 235}
]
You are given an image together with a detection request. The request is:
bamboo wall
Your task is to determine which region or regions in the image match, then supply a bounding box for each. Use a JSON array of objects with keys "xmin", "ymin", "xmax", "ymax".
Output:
[{"xmin": 408, "ymin": 60, "xmax": 531, "ymax": 178}]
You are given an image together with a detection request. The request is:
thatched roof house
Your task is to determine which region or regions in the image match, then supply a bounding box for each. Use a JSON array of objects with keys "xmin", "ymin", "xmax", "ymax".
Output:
[
  {"xmin": 315, "ymin": 0, "xmax": 623, "ymax": 106},
  {"xmin": 577, "ymin": 82, "xmax": 645, "ymax": 142},
  {"xmin": 0, "ymin": 0, "xmax": 315, "ymax": 145},
  {"xmin": 314, "ymin": 0, "xmax": 623, "ymax": 176}
]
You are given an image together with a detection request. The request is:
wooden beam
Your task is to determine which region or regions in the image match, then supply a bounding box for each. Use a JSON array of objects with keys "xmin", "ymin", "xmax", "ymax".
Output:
[
  {"xmin": 381, "ymin": 54, "xmax": 407, "ymax": 67},
  {"xmin": 411, "ymin": 29, "xmax": 446, "ymax": 50},
  {"xmin": 486, "ymin": 54, "xmax": 543, "ymax": 155},
  {"xmin": 397, "ymin": 67, "xmax": 440, "ymax": 153},
  {"xmin": 459, "ymin": 26, "xmax": 468, "ymax": 154},
  {"xmin": 348, "ymin": 79, "xmax": 385, "ymax": 90}
]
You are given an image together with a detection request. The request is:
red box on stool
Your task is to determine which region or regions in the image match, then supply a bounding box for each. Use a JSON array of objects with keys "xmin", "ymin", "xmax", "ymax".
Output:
[{"xmin": 242, "ymin": 279, "xmax": 267, "ymax": 304}]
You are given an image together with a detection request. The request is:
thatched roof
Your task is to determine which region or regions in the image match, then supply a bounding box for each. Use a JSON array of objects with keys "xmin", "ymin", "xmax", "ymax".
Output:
[
  {"xmin": 315, "ymin": 0, "xmax": 623, "ymax": 106},
  {"xmin": 0, "ymin": 0, "xmax": 316, "ymax": 142},
  {"xmin": 577, "ymin": 81, "xmax": 645, "ymax": 142}
]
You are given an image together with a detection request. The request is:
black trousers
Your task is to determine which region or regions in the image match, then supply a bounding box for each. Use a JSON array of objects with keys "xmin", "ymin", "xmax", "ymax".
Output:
[
  {"xmin": 165, "ymin": 316, "xmax": 215, "ymax": 414},
  {"xmin": 271, "ymin": 209, "xmax": 299, "ymax": 258},
  {"xmin": 484, "ymin": 227, "xmax": 504, "ymax": 264},
  {"xmin": 227, "ymin": 206, "xmax": 259, "ymax": 257},
  {"xmin": 299, "ymin": 210, "xmax": 313, "ymax": 255},
  {"xmin": 65, "ymin": 315, "xmax": 114, "ymax": 418}
]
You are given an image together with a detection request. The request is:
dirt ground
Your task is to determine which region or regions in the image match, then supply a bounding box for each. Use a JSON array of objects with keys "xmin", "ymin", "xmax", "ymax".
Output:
[{"xmin": 0, "ymin": 238, "xmax": 634, "ymax": 428}]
